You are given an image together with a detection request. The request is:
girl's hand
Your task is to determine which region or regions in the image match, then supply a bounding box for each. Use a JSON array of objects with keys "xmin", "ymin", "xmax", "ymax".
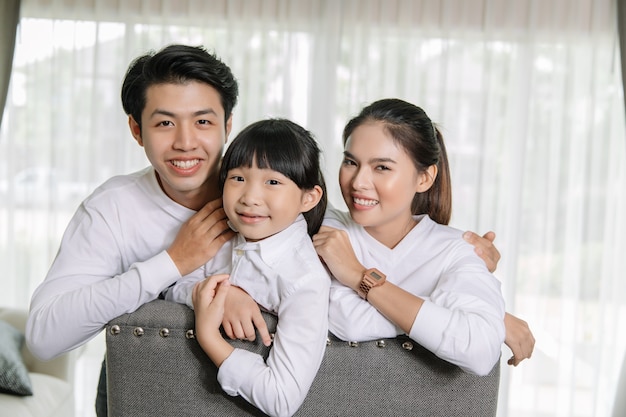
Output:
[
  {"xmin": 223, "ymin": 285, "xmax": 272, "ymax": 346},
  {"xmin": 504, "ymin": 313, "xmax": 535, "ymax": 366},
  {"xmin": 463, "ymin": 231, "xmax": 501, "ymax": 273},
  {"xmin": 192, "ymin": 274, "xmax": 231, "ymax": 335},
  {"xmin": 312, "ymin": 226, "xmax": 364, "ymax": 290},
  {"xmin": 192, "ymin": 274, "xmax": 234, "ymax": 367}
]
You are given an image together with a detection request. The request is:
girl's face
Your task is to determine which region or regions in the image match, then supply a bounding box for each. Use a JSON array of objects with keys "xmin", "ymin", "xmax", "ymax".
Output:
[
  {"xmin": 340, "ymin": 121, "xmax": 433, "ymax": 247},
  {"xmin": 223, "ymin": 160, "xmax": 321, "ymax": 241}
]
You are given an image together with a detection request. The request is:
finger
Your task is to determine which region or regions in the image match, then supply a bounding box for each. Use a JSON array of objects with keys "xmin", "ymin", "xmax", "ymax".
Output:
[
  {"xmin": 242, "ymin": 320, "xmax": 257, "ymax": 342},
  {"xmin": 252, "ymin": 313, "xmax": 272, "ymax": 346},
  {"xmin": 462, "ymin": 231, "xmax": 479, "ymax": 243},
  {"xmin": 212, "ymin": 279, "xmax": 231, "ymax": 306},
  {"xmin": 482, "ymin": 231, "xmax": 496, "ymax": 243},
  {"xmin": 197, "ymin": 198, "xmax": 224, "ymax": 217},
  {"xmin": 222, "ymin": 321, "xmax": 236, "ymax": 340},
  {"xmin": 229, "ymin": 321, "xmax": 246, "ymax": 340}
]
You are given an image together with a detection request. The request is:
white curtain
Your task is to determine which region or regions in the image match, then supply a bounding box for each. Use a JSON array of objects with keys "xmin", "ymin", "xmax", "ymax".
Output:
[{"xmin": 1, "ymin": 1, "xmax": 624, "ymax": 416}]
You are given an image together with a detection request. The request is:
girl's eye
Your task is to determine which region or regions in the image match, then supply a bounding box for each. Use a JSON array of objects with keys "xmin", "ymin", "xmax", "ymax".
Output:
[{"xmin": 229, "ymin": 175, "xmax": 244, "ymax": 182}]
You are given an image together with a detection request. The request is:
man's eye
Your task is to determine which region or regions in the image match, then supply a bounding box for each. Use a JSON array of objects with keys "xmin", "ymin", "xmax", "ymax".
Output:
[
  {"xmin": 197, "ymin": 119, "xmax": 212, "ymax": 125},
  {"xmin": 158, "ymin": 121, "xmax": 173, "ymax": 127}
]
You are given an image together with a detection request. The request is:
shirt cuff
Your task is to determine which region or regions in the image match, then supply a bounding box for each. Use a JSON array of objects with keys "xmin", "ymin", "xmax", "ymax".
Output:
[
  {"xmin": 217, "ymin": 349, "xmax": 264, "ymax": 396},
  {"xmin": 408, "ymin": 300, "xmax": 452, "ymax": 353}
]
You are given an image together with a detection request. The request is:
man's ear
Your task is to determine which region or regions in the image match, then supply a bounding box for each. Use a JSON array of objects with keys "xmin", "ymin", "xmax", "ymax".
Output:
[
  {"xmin": 416, "ymin": 165, "xmax": 438, "ymax": 192},
  {"xmin": 128, "ymin": 116, "xmax": 143, "ymax": 146},
  {"xmin": 225, "ymin": 114, "xmax": 233, "ymax": 142},
  {"xmin": 300, "ymin": 185, "xmax": 324, "ymax": 213}
]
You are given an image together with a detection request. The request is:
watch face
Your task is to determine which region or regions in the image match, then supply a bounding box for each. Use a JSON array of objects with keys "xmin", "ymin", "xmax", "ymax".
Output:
[{"xmin": 369, "ymin": 270, "xmax": 384, "ymax": 281}]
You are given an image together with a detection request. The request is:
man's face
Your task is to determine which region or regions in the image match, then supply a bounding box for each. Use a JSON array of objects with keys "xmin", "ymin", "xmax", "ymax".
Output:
[{"xmin": 129, "ymin": 81, "xmax": 232, "ymax": 209}]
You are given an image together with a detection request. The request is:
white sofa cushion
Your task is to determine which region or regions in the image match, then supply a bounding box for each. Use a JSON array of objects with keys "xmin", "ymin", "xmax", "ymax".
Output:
[{"xmin": 0, "ymin": 373, "xmax": 73, "ymax": 417}]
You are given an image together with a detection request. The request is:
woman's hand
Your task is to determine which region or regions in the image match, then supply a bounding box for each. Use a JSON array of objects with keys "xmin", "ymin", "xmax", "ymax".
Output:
[
  {"xmin": 504, "ymin": 312, "xmax": 535, "ymax": 366},
  {"xmin": 192, "ymin": 274, "xmax": 234, "ymax": 367},
  {"xmin": 463, "ymin": 231, "xmax": 501, "ymax": 273},
  {"xmin": 222, "ymin": 285, "xmax": 272, "ymax": 346},
  {"xmin": 312, "ymin": 226, "xmax": 364, "ymax": 290}
]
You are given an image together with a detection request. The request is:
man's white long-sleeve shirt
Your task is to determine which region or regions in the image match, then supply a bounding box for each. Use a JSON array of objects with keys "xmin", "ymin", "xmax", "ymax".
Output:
[
  {"xmin": 166, "ymin": 215, "xmax": 330, "ymax": 417},
  {"xmin": 26, "ymin": 167, "xmax": 192, "ymax": 360},
  {"xmin": 323, "ymin": 208, "xmax": 506, "ymax": 376}
]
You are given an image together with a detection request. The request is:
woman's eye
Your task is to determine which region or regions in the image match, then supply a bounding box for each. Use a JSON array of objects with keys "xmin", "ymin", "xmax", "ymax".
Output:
[
  {"xmin": 342, "ymin": 159, "xmax": 356, "ymax": 166},
  {"xmin": 376, "ymin": 165, "xmax": 391, "ymax": 171}
]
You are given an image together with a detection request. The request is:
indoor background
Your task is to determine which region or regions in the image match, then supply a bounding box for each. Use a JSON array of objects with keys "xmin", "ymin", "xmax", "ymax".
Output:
[{"xmin": 1, "ymin": 0, "xmax": 625, "ymax": 416}]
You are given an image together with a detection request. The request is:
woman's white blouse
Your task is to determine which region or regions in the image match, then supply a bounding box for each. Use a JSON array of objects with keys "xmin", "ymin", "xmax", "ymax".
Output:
[{"xmin": 323, "ymin": 207, "xmax": 505, "ymax": 376}]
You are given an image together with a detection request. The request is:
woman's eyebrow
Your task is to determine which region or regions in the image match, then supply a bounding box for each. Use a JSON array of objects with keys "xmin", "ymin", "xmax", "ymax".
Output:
[{"xmin": 343, "ymin": 151, "xmax": 396, "ymax": 164}]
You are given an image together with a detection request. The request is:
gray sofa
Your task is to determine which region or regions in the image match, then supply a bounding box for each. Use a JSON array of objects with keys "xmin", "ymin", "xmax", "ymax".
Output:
[{"xmin": 105, "ymin": 299, "xmax": 500, "ymax": 416}]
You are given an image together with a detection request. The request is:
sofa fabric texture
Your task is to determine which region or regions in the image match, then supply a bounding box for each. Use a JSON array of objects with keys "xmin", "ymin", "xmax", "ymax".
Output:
[
  {"xmin": 106, "ymin": 299, "xmax": 500, "ymax": 417},
  {"xmin": 0, "ymin": 319, "xmax": 33, "ymax": 396}
]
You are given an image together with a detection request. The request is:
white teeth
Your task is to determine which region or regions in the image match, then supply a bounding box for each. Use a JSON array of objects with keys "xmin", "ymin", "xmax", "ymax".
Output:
[
  {"xmin": 171, "ymin": 159, "xmax": 199, "ymax": 169},
  {"xmin": 354, "ymin": 197, "xmax": 378, "ymax": 206}
]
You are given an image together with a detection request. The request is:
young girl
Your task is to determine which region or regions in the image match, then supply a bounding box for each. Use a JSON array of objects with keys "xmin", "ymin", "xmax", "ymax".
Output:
[
  {"xmin": 166, "ymin": 118, "xmax": 330, "ymax": 417},
  {"xmin": 312, "ymin": 98, "xmax": 506, "ymax": 375}
]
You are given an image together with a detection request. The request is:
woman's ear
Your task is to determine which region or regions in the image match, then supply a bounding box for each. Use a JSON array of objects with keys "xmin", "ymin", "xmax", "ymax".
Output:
[
  {"xmin": 128, "ymin": 116, "xmax": 143, "ymax": 146},
  {"xmin": 416, "ymin": 165, "xmax": 438, "ymax": 192},
  {"xmin": 300, "ymin": 185, "xmax": 324, "ymax": 213}
]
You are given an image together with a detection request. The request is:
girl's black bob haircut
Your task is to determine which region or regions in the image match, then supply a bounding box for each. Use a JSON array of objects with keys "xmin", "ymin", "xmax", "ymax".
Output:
[{"xmin": 219, "ymin": 118, "xmax": 327, "ymax": 236}]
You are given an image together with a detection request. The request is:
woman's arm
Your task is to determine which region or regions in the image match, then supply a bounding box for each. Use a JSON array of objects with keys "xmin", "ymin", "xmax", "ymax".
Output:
[{"xmin": 314, "ymin": 225, "xmax": 505, "ymax": 375}]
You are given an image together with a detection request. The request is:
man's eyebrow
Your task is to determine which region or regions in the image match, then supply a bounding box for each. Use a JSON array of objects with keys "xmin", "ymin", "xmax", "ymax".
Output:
[
  {"xmin": 149, "ymin": 108, "xmax": 219, "ymax": 118},
  {"xmin": 343, "ymin": 150, "xmax": 396, "ymax": 164}
]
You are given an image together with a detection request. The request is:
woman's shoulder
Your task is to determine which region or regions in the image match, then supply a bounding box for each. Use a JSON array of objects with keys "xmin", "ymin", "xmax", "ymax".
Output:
[{"xmin": 323, "ymin": 205, "xmax": 354, "ymax": 230}]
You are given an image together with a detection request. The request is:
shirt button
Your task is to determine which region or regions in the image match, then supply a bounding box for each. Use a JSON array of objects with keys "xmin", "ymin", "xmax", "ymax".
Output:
[{"xmin": 236, "ymin": 249, "xmax": 244, "ymax": 256}]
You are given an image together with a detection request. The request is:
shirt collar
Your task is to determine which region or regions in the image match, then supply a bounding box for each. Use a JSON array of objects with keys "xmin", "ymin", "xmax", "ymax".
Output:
[{"xmin": 232, "ymin": 214, "xmax": 309, "ymax": 265}]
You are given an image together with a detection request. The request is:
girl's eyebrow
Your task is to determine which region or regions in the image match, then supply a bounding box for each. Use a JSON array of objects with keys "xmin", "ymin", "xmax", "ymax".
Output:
[{"xmin": 343, "ymin": 150, "xmax": 397, "ymax": 164}]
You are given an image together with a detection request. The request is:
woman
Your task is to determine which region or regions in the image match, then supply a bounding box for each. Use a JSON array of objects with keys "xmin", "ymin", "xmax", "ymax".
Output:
[{"xmin": 313, "ymin": 98, "xmax": 507, "ymax": 374}]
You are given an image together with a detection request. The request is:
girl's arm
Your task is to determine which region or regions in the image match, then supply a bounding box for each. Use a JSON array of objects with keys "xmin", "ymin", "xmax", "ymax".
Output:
[{"xmin": 214, "ymin": 271, "xmax": 330, "ymax": 417}]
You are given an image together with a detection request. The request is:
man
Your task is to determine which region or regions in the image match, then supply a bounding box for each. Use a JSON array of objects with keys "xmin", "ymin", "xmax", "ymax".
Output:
[{"xmin": 25, "ymin": 44, "xmax": 240, "ymax": 416}]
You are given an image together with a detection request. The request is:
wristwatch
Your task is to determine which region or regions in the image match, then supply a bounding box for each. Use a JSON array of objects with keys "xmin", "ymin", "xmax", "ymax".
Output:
[{"xmin": 356, "ymin": 268, "xmax": 386, "ymax": 300}]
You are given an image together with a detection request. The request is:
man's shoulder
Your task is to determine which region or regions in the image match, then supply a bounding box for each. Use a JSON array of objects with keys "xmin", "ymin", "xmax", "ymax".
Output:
[{"xmin": 86, "ymin": 167, "xmax": 154, "ymax": 203}]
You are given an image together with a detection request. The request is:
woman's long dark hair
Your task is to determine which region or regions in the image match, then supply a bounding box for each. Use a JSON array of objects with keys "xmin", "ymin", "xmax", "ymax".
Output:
[
  {"xmin": 219, "ymin": 118, "xmax": 327, "ymax": 236},
  {"xmin": 342, "ymin": 98, "xmax": 452, "ymax": 225}
]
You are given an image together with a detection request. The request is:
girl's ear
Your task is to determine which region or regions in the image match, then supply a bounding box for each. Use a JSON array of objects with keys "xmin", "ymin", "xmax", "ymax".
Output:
[
  {"xmin": 416, "ymin": 165, "xmax": 438, "ymax": 192},
  {"xmin": 128, "ymin": 116, "xmax": 143, "ymax": 146},
  {"xmin": 300, "ymin": 185, "xmax": 324, "ymax": 213}
]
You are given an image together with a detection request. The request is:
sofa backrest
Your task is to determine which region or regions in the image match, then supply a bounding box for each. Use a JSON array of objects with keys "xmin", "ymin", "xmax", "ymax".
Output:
[{"xmin": 106, "ymin": 299, "xmax": 500, "ymax": 417}]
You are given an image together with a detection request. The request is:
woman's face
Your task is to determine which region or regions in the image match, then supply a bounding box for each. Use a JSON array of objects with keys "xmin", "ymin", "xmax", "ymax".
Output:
[{"xmin": 339, "ymin": 121, "xmax": 429, "ymax": 246}]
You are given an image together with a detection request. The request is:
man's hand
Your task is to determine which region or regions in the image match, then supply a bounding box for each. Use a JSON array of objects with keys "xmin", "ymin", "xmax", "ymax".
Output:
[
  {"xmin": 168, "ymin": 199, "xmax": 236, "ymax": 276},
  {"xmin": 463, "ymin": 231, "xmax": 501, "ymax": 273},
  {"xmin": 504, "ymin": 312, "xmax": 535, "ymax": 366},
  {"xmin": 222, "ymin": 285, "xmax": 272, "ymax": 346}
]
